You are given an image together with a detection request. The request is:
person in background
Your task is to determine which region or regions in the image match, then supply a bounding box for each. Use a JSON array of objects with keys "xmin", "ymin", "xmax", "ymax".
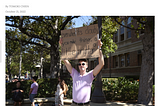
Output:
[
  {"xmin": 12, "ymin": 81, "xmax": 24, "ymax": 106},
  {"xmin": 55, "ymin": 77, "xmax": 68, "ymax": 106},
  {"xmin": 29, "ymin": 76, "xmax": 38, "ymax": 106}
]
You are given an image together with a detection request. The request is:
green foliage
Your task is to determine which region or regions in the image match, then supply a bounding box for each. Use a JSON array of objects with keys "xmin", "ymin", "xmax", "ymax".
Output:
[
  {"xmin": 153, "ymin": 85, "xmax": 155, "ymax": 97},
  {"xmin": 7, "ymin": 77, "xmax": 145, "ymax": 101},
  {"xmin": 6, "ymin": 78, "xmax": 73, "ymax": 100},
  {"xmin": 102, "ymin": 16, "xmax": 119, "ymax": 58},
  {"xmin": 102, "ymin": 77, "xmax": 139, "ymax": 101}
]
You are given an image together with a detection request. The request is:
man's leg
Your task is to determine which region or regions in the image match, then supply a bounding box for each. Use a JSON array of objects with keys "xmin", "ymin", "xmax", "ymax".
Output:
[
  {"xmin": 29, "ymin": 94, "xmax": 36, "ymax": 106},
  {"xmin": 32, "ymin": 102, "xmax": 35, "ymax": 106}
]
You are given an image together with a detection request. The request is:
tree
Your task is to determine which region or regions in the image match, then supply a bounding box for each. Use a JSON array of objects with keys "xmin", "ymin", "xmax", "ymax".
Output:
[
  {"xmin": 6, "ymin": 16, "xmax": 79, "ymax": 78},
  {"xmin": 84, "ymin": 16, "xmax": 119, "ymax": 57},
  {"xmin": 111, "ymin": 16, "xmax": 154, "ymax": 105},
  {"xmin": 6, "ymin": 29, "xmax": 21, "ymax": 81}
]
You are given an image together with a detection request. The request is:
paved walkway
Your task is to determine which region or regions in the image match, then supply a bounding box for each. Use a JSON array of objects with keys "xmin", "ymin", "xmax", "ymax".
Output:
[
  {"xmin": 6, "ymin": 98, "xmax": 147, "ymax": 106},
  {"xmin": 64, "ymin": 101, "xmax": 146, "ymax": 106}
]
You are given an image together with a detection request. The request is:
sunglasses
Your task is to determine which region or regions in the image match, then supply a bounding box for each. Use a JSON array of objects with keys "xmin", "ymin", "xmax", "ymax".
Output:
[{"xmin": 78, "ymin": 63, "xmax": 86, "ymax": 66}]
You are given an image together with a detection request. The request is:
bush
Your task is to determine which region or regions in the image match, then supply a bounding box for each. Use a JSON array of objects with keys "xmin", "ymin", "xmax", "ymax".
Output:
[
  {"xmin": 6, "ymin": 78, "xmax": 73, "ymax": 100},
  {"xmin": 6, "ymin": 77, "xmax": 140, "ymax": 101},
  {"xmin": 102, "ymin": 77, "xmax": 139, "ymax": 101}
]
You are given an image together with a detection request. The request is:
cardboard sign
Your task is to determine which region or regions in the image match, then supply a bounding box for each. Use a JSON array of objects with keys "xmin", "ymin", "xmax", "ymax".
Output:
[{"xmin": 61, "ymin": 24, "xmax": 99, "ymax": 60}]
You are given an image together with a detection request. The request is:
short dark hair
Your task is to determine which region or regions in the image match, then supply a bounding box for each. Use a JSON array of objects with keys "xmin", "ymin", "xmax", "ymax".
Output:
[
  {"xmin": 78, "ymin": 59, "xmax": 88, "ymax": 66},
  {"xmin": 32, "ymin": 76, "xmax": 38, "ymax": 81},
  {"xmin": 78, "ymin": 59, "xmax": 87, "ymax": 63}
]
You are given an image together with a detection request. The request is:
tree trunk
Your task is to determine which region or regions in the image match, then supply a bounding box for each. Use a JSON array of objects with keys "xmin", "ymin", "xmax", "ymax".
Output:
[
  {"xmin": 138, "ymin": 17, "xmax": 154, "ymax": 105},
  {"xmin": 50, "ymin": 45, "xmax": 59, "ymax": 78},
  {"xmin": 6, "ymin": 55, "xmax": 12, "ymax": 82},
  {"xmin": 50, "ymin": 35, "xmax": 60, "ymax": 78}
]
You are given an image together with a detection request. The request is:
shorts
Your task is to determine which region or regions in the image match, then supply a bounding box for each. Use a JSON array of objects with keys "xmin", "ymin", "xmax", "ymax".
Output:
[{"xmin": 29, "ymin": 94, "xmax": 36, "ymax": 103}]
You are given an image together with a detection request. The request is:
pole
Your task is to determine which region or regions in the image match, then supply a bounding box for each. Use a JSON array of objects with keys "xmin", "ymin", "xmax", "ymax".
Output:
[
  {"xmin": 19, "ymin": 34, "xmax": 22, "ymax": 80},
  {"xmin": 91, "ymin": 16, "xmax": 106, "ymax": 103},
  {"xmin": 40, "ymin": 57, "xmax": 43, "ymax": 78},
  {"xmin": 110, "ymin": 52, "xmax": 111, "ymax": 77}
]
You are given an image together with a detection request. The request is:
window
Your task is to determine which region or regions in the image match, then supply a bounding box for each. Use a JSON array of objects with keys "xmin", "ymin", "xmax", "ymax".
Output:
[
  {"xmin": 120, "ymin": 26, "xmax": 124, "ymax": 34},
  {"xmin": 120, "ymin": 27, "xmax": 124, "ymax": 41},
  {"xmin": 127, "ymin": 24, "xmax": 131, "ymax": 38},
  {"xmin": 120, "ymin": 34, "xmax": 124, "ymax": 41},
  {"xmin": 115, "ymin": 56, "xmax": 118, "ymax": 67},
  {"xmin": 127, "ymin": 17, "xmax": 132, "ymax": 38},
  {"xmin": 120, "ymin": 55, "xmax": 125, "ymax": 67},
  {"xmin": 127, "ymin": 17, "xmax": 132, "ymax": 24},
  {"xmin": 126, "ymin": 53, "xmax": 130, "ymax": 66},
  {"xmin": 114, "ymin": 56, "xmax": 118, "ymax": 68}
]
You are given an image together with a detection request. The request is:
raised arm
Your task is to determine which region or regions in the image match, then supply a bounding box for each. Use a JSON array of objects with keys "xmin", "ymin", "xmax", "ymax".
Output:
[
  {"xmin": 63, "ymin": 60, "xmax": 73, "ymax": 74},
  {"xmin": 93, "ymin": 39, "xmax": 104, "ymax": 76},
  {"xmin": 59, "ymin": 37, "xmax": 73, "ymax": 74}
]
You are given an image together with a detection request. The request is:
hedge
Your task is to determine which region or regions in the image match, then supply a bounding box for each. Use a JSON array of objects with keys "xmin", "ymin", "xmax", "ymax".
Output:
[
  {"xmin": 6, "ymin": 78, "xmax": 73, "ymax": 100},
  {"xmin": 102, "ymin": 77, "xmax": 139, "ymax": 101},
  {"xmin": 6, "ymin": 77, "xmax": 141, "ymax": 101}
]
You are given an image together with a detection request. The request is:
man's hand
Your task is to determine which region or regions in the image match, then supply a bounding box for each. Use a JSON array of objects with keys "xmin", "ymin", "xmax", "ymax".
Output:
[
  {"xmin": 20, "ymin": 90, "xmax": 23, "ymax": 92},
  {"xmin": 98, "ymin": 39, "xmax": 103, "ymax": 49},
  {"xmin": 59, "ymin": 37, "xmax": 62, "ymax": 46}
]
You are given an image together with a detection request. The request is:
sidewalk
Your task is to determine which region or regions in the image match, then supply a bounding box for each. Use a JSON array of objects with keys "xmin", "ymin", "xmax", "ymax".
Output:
[
  {"xmin": 6, "ymin": 97, "xmax": 147, "ymax": 106},
  {"xmin": 90, "ymin": 101, "xmax": 146, "ymax": 106},
  {"xmin": 64, "ymin": 100, "xmax": 146, "ymax": 106}
]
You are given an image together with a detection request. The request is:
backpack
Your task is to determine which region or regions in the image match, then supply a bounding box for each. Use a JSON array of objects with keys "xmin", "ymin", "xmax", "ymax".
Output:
[{"xmin": 12, "ymin": 90, "xmax": 24, "ymax": 102}]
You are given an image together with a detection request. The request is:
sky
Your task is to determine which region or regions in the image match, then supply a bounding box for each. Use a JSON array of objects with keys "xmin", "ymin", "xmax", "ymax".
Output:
[{"xmin": 72, "ymin": 16, "xmax": 93, "ymax": 28}]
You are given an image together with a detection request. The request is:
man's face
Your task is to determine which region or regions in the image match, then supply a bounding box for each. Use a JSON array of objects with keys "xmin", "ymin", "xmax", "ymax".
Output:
[
  {"xmin": 78, "ymin": 61, "xmax": 88, "ymax": 72},
  {"xmin": 16, "ymin": 82, "xmax": 20, "ymax": 88}
]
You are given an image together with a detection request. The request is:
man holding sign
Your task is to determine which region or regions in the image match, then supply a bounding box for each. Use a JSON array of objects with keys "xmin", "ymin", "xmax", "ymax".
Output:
[{"xmin": 59, "ymin": 38, "xmax": 104, "ymax": 106}]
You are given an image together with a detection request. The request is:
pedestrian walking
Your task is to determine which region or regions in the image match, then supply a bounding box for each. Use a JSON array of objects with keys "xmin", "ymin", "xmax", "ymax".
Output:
[
  {"xmin": 29, "ymin": 76, "xmax": 38, "ymax": 106},
  {"xmin": 59, "ymin": 38, "xmax": 104, "ymax": 106},
  {"xmin": 55, "ymin": 77, "xmax": 68, "ymax": 106}
]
